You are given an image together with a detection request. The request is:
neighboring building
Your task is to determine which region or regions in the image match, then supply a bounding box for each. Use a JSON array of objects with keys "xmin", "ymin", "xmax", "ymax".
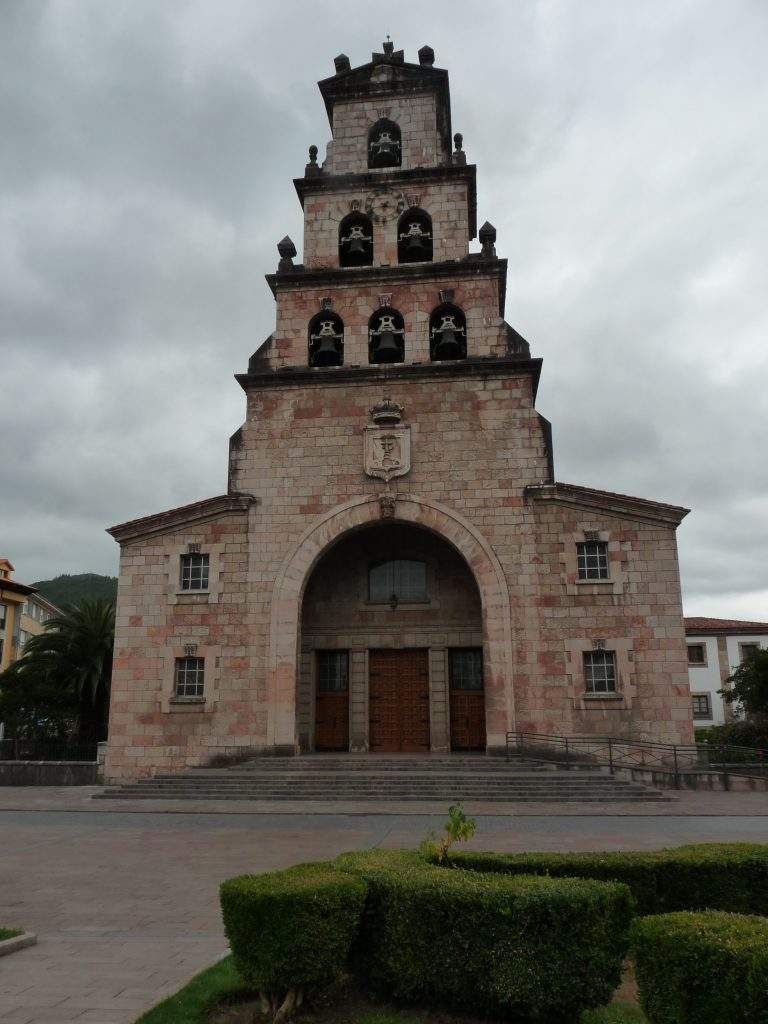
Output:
[
  {"xmin": 105, "ymin": 42, "xmax": 694, "ymax": 782},
  {"xmin": 0, "ymin": 558, "xmax": 59, "ymax": 671},
  {"xmin": 685, "ymin": 617, "xmax": 768, "ymax": 726}
]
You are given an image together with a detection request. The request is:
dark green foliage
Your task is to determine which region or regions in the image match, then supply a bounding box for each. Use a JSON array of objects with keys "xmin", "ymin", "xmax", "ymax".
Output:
[
  {"xmin": 443, "ymin": 843, "xmax": 768, "ymax": 916},
  {"xmin": 696, "ymin": 721, "xmax": 768, "ymax": 750},
  {"xmin": 631, "ymin": 911, "xmax": 768, "ymax": 1023},
  {"xmin": 32, "ymin": 573, "xmax": 118, "ymax": 608},
  {"xmin": 342, "ymin": 856, "xmax": 634, "ymax": 1022},
  {"xmin": 219, "ymin": 864, "xmax": 366, "ymax": 998},
  {"xmin": 0, "ymin": 598, "xmax": 114, "ymax": 740},
  {"xmin": 720, "ymin": 649, "xmax": 768, "ymax": 718}
]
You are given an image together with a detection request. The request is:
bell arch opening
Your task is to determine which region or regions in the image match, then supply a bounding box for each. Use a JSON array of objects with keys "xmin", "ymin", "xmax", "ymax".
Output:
[
  {"xmin": 368, "ymin": 118, "xmax": 402, "ymax": 169},
  {"xmin": 368, "ymin": 307, "xmax": 405, "ymax": 364},
  {"xmin": 266, "ymin": 495, "xmax": 515, "ymax": 756},
  {"xmin": 397, "ymin": 208, "xmax": 433, "ymax": 264},
  {"xmin": 308, "ymin": 311, "xmax": 344, "ymax": 367},
  {"xmin": 338, "ymin": 211, "xmax": 373, "ymax": 268}
]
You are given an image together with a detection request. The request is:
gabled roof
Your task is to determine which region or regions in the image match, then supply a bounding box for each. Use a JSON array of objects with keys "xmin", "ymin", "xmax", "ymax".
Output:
[
  {"xmin": 107, "ymin": 493, "xmax": 257, "ymax": 544},
  {"xmin": 685, "ymin": 617, "xmax": 768, "ymax": 635},
  {"xmin": 524, "ymin": 482, "xmax": 689, "ymax": 528}
]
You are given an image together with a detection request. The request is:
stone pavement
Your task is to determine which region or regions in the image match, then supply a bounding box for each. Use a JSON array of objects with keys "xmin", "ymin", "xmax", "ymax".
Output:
[{"xmin": 1, "ymin": 802, "xmax": 767, "ymax": 1024}]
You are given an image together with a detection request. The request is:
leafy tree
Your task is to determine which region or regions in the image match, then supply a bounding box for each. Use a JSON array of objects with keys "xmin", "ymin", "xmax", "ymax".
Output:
[
  {"xmin": 719, "ymin": 648, "xmax": 768, "ymax": 720},
  {"xmin": 32, "ymin": 573, "xmax": 117, "ymax": 608},
  {"xmin": 0, "ymin": 599, "xmax": 115, "ymax": 741}
]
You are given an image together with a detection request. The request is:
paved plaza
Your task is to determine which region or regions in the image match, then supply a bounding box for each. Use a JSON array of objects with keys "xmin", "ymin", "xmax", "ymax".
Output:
[{"xmin": 1, "ymin": 793, "xmax": 767, "ymax": 1023}]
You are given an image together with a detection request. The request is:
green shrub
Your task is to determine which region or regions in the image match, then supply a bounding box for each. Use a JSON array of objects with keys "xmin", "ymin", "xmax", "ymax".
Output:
[
  {"xmin": 631, "ymin": 911, "xmax": 768, "ymax": 1023},
  {"xmin": 342, "ymin": 857, "xmax": 634, "ymax": 1022},
  {"xmin": 219, "ymin": 863, "xmax": 366, "ymax": 1021},
  {"xmin": 696, "ymin": 720, "xmax": 768, "ymax": 750},
  {"xmin": 442, "ymin": 843, "xmax": 768, "ymax": 916}
]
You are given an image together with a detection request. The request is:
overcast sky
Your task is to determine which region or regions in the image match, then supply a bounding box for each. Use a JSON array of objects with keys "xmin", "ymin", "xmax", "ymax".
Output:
[{"xmin": 1, "ymin": 1, "xmax": 766, "ymax": 617}]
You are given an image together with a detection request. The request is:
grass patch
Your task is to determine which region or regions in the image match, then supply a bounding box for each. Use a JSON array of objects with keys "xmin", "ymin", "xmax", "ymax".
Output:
[
  {"xmin": 134, "ymin": 957, "xmax": 248, "ymax": 1023},
  {"xmin": 0, "ymin": 927, "xmax": 23, "ymax": 942},
  {"xmin": 132, "ymin": 957, "xmax": 648, "ymax": 1024}
]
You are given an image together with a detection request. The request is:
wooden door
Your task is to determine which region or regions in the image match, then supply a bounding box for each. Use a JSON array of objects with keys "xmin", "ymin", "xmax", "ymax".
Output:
[
  {"xmin": 369, "ymin": 649, "xmax": 430, "ymax": 753},
  {"xmin": 449, "ymin": 648, "xmax": 486, "ymax": 751},
  {"xmin": 315, "ymin": 651, "xmax": 349, "ymax": 751}
]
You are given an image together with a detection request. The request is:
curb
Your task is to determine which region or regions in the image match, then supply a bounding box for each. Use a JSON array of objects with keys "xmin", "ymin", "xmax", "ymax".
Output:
[{"xmin": 0, "ymin": 932, "xmax": 37, "ymax": 957}]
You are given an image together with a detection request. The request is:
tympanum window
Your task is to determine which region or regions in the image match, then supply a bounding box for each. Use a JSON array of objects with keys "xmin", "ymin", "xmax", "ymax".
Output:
[
  {"xmin": 317, "ymin": 651, "xmax": 349, "ymax": 692},
  {"xmin": 369, "ymin": 559, "xmax": 427, "ymax": 604},
  {"xmin": 449, "ymin": 649, "xmax": 484, "ymax": 691}
]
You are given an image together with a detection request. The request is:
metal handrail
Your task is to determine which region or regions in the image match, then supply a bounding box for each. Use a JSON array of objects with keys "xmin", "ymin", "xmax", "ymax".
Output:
[{"xmin": 506, "ymin": 730, "xmax": 767, "ymax": 789}]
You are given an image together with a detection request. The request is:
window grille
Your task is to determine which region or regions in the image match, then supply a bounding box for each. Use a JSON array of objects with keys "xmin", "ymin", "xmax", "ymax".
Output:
[
  {"xmin": 577, "ymin": 540, "xmax": 609, "ymax": 580},
  {"xmin": 174, "ymin": 656, "xmax": 205, "ymax": 697},
  {"xmin": 317, "ymin": 651, "xmax": 349, "ymax": 692},
  {"xmin": 583, "ymin": 649, "xmax": 617, "ymax": 694},
  {"xmin": 180, "ymin": 553, "xmax": 209, "ymax": 591},
  {"xmin": 687, "ymin": 644, "xmax": 706, "ymax": 665},
  {"xmin": 449, "ymin": 649, "xmax": 484, "ymax": 691},
  {"xmin": 369, "ymin": 559, "xmax": 427, "ymax": 603},
  {"xmin": 740, "ymin": 643, "xmax": 760, "ymax": 663},
  {"xmin": 692, "ymin": 693, "xmax": 712, "ymax": 718}
]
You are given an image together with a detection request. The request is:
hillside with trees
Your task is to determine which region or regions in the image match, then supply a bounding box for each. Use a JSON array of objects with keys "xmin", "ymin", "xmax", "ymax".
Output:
[{"xmin": 32, "ymin": 573, "xmax": 117, "ymax": 609}]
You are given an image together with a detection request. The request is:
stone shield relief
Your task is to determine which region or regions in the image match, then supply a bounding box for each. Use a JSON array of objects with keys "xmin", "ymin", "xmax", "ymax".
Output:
[{"xmin": 364, "ymin": 426, "xmax": 411, "ymax": 483}]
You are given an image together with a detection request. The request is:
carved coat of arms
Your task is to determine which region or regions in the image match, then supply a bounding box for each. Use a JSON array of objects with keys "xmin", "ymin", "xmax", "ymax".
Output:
[{"xmin": 364, "ymin": 397, "xmax": 411, "ymax": 483}]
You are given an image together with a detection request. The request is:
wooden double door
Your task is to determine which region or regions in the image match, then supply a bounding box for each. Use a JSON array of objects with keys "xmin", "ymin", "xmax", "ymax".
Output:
[{"xmin": 369, "ymin": 648, "xmax": 430, "ymax": 753}]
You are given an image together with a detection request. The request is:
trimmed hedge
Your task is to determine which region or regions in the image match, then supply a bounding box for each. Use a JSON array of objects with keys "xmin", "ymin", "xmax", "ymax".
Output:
[
  {"xmin": 339, "ymin": 853, "xmax": 635, "ymax": 1022},
  {"xmin": 441, "ymin": 843, "xmax": 768, "ymax": 916},
  {"xmin": 632, "ymin": 911, "xmax": 768, "ymax": 1023},
  {"xmin": 219, "ymin": 863, "xmax": 366, "ymax": 997}
]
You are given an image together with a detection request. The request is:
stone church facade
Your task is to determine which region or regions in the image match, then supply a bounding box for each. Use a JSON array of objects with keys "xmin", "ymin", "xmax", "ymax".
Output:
[{"xmin": 105, "ymin": 44, "xmax": 693, "ymax": 781}]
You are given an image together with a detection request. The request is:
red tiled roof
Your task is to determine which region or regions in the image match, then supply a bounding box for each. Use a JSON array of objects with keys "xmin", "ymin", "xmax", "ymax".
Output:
[{"xmin": 685, "ymin": 617, "xmax": 768, "ymax": 634}]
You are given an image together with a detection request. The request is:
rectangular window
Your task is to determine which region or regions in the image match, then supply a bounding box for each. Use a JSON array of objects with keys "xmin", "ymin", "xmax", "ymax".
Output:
[
  {"xmin": 687, "ymin": 643, "xmax": 706, "ymax": 666},
  {"xmin": 583, "ymin": 649, "xmax": 617, "ymax": 694},
  {"xmin": 369, "ymin": 559, "xmax": 427, "ymax": 603},
  {"xmin": 174, "ymin": 656, "xmax": 205, "ymax": 697},
  {"xmin": 740, "ymin": 643, "xmax": 760, "ymax": 662},
  {"xmin": 577, "ymin": 540, "xmax": 609, "ymax": 580},
  {"xmin": 449, "ymin": 648, "xmax": 484, "ymax": 691},
  {"xmin": 317, "ymin": 651, "xmax": 349, "ymax": 692},
  {"xmin": 692, "ymin": 693, "xmax": 712, "ymax": 719},
  {"xmin": 180, "ymin": 553, "xmax": 210, "ymax": 591}
]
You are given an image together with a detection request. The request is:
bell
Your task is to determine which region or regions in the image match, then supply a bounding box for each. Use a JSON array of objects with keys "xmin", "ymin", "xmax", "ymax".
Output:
[
  {"xmin": 373, "ymin": 330, "xmax": 402, "ymax": 363},
  {"xmin": 406, "ymin": 233, "xmax": 427, "ymax": 254},
  {"xmin": 346, "ymin": 236, "xmax": 366, "ymax": 256},
  {"xmin": 370, "ymin": 130, "xmax": 400, "ymax": 167},
  {"xmin": 310, "ymin": 321, "xmax": 343, "ymax": 367},
  {"xmin": 432, "ymin": 315, "xmax": 465, "ymax": 360}
]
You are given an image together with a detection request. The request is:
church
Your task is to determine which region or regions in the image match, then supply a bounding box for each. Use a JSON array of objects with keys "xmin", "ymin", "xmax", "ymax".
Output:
[{"xmin": 105, "ymin": 43, "xmax": 693, "ymax": 781}]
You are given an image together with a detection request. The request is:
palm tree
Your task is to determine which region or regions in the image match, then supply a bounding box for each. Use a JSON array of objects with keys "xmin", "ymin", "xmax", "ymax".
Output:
[{"xmin": 1, "ymin": 598, "xmax": 115, "ymax": 741}]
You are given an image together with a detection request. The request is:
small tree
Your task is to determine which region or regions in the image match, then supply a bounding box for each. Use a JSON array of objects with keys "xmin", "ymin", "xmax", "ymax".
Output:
[
  {"xmin": 719, "ymin": 648, "xmax": 768, "ymax": 721},
  {"xmin": 420, "ymin": 803, "xmax": 477, "ymax": 864}
]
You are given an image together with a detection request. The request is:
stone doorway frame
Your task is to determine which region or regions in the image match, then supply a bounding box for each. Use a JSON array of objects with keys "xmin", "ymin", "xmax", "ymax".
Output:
[{"xmin": 266, "ymin": 494, "xmax": 516, "ymax": 753}]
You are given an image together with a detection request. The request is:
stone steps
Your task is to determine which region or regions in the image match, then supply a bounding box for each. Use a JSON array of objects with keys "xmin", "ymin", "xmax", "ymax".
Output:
[{"xmin": 96, "ymin": 754, "xmax": 669, "ymax": 802}]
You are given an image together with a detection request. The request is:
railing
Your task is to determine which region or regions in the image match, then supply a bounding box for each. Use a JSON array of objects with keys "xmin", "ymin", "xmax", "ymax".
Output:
[
  {"xmin": 506, "ymin": 730, "xmax": 768, "ymax": 788},
  {"xmin": 0, "ymin": 738, "xmax": 98, "ymax": 763}
]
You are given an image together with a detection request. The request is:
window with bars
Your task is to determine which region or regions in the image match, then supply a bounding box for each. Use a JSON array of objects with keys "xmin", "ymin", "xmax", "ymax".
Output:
[
  {"xmin": 577, "ymin": 540, "xmax": 609, "ymax": 580},
  {"xmin": 180, "ymin": 553, "xmax": 210, "ymax": 591},
  {"xmin": 369, "ymin": 559, "xmax": 428, "ymax": 603},
  {"xmin": 317, "ymin": 651, "xmax": 349, "ymax": 692},
  {"xmin": 174, "ymin": 656, "xmax": 205, "ymax": 697},
  {"xmin": 449, "ymin": 648, "xmax": 484, "ymax": 691},
  {"xmin": 687, "ymin": 643, "xmax": 706, "ymax": 666},
  {"xmin": 583, "ymin": 649, "xmax": 617, "ymax": 694},
  {"xmin": 692, "ymin": 693, "xmax": 712, "ymax": 719}
]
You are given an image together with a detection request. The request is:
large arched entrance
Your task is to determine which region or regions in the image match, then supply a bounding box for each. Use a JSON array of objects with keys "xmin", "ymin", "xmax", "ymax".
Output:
[
  {"xmin": 299, "ymin": 521, "xmax": 484, "ymax": 753},
  {"xmin": 266, "ymin": 495, "xmax": 516, "ymax": 755}
]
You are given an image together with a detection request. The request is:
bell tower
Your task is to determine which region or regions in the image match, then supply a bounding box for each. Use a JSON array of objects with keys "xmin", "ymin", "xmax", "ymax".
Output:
[{"xmin": 239, "ymin": 39, "xmax": 532, "ymax": 380}]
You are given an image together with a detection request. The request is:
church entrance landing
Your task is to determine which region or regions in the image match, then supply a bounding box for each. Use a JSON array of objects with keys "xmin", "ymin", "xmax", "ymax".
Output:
[{"xmin": 369, "ymin": 649, "xmax": 430, "ymax": 752}]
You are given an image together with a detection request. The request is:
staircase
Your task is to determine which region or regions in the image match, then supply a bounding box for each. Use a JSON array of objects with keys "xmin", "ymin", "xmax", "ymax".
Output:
[{"xmin": 95, "ymin": 754, "xmax": 669, "ymax": 803}]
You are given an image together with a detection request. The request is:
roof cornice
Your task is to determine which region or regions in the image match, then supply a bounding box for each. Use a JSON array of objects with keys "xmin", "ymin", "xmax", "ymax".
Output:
[
  {"xmin": 237, "ymin": 356, "xmax": 542, "ymax": 397},
  {"xmin": 524, "ymin": 482, "xmax": 690, "ymax": 528},
  {"xmin": 107, "ymin": 493, "xmax": 258, "ymax": 545},
  {"xmin": 266, "ymin": 256, "xmax": 507, "ymax": 314}
]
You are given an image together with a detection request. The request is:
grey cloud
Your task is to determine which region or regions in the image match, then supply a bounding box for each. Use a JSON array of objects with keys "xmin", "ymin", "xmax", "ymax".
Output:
[{"xmin": 2, "ymin": 0, "xmax": 767, "ymax": 616}]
